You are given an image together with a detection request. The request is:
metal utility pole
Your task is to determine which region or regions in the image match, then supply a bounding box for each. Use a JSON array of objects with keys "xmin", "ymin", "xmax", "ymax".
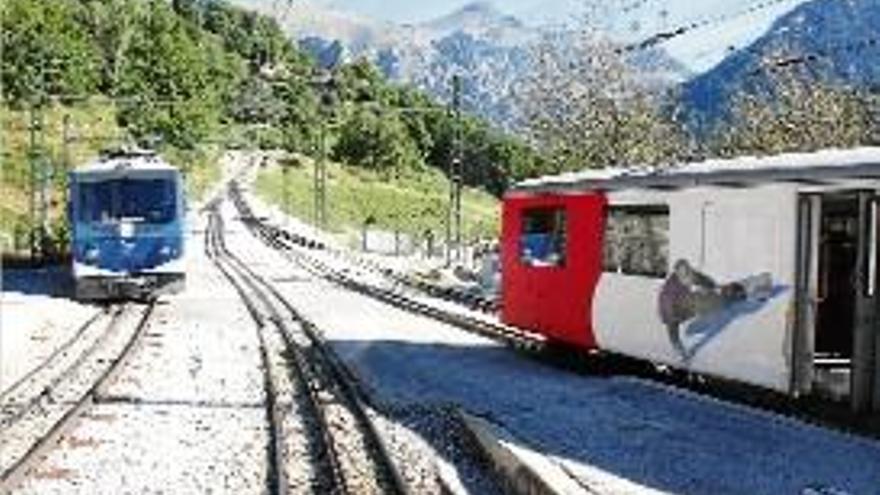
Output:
[
  {"xmin": 313, "ymin": 132, "xmax": 319, "ymax": 227},
  {"xmin": 28, "ymin": 102, "xmax": 39, "ymax": 263},
  {"xmin": 62, "ymin": 114, "xmax": 71, "ymax": 209},
  {"xmin": 314, "ymin": 71, "xmax": 335, "ymax": 230},
  {"xmin": 319, "ymin": 123, "xmax": 327, "ymax": 227},
  {"xmin": 446, "ymin": 75, "xmax": 462, "ymax": 266},
  {"xmin": 281, "ymin": 162, "xmax": 290, "ymax": 229},
  {"xmin": 452, "ymin": 75, "xmax": 464, "ymax": 263},
  {"xmin": 39, "ymin": 112, "xmax": 51, "ymax": 259},
  {"xmin": 315, "ymin": 119, "xmax": 327, "ymax": 229},
  {"xmin": 27, "ymin": 57, "xmax": 61, "ymax": 264},
  {"xmin": 27, "ymin": 100, "xmax": 49, "ymax": 263}
]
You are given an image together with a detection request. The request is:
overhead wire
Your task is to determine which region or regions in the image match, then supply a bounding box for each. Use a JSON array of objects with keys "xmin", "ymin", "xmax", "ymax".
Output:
[
  {"xmin": 752, "ymin": 35, "xmax": 880, "ymax": 75},
  {"xmin": 619, "ymin": 0, "xmax": 803, "ymax": 53}
]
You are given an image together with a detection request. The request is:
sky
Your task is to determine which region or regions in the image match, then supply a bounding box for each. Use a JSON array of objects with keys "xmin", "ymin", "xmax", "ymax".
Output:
[
  {"xmin": 318, "ymin": 0, "xmax": 551, "ymax": 24},
  {"xmin": 252, "ymin": 0, "xmax": 809, "ymax": 73},
  {"xmin": 315, "ymin": 0, "xmax": 808, "ymax": 72},
  {"xmin": 315, "ymin": 0, "xmax": 806, "ymax": 28}
]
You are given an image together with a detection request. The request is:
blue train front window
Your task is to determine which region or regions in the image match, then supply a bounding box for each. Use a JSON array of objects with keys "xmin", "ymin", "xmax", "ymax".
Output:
[{"xmin": 79, "ymin": 178, "xmax": 177, "ymax": 224}]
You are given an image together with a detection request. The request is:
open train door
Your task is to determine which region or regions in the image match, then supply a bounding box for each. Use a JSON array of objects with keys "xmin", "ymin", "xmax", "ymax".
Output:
[
  {"xmin": 794, "ymin": 191, "xmax": 880, "ymax": 413},
  {"xmin": 860, "ymin": 192, "xmax": 880, "ymax": 415}
]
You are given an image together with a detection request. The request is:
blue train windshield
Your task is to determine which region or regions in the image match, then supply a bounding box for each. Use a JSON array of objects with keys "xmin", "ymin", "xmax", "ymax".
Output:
[{"xmin": 78, "ymin": 178, "xmax": 177, "ymax": 224}]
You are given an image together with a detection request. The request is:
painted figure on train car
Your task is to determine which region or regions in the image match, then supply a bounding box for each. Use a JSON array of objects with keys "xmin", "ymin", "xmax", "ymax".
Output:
[{"xmin": 658, "ymin": 259, "xmax": 777, "ymax": 360}]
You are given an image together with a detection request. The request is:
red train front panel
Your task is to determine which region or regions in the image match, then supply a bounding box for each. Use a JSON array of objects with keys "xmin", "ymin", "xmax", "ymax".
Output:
[{"xmin": 501, "ymin": 191, "xmax": 607, "ymax": 348}]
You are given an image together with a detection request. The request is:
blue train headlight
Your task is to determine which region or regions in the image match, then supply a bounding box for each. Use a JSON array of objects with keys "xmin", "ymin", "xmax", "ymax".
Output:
[
  {"xmin": 85, "ymin": 246, "xmax": 100, "ymax": 262},
  {"xmin": 158, "ymin": 243, "xmax": 180, "ymax": 260}
]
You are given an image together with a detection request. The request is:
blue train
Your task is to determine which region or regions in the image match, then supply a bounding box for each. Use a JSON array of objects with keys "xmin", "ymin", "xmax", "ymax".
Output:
[{"xmin": 69, "ymin": 149, "xmax": 186, "ymax": 300}]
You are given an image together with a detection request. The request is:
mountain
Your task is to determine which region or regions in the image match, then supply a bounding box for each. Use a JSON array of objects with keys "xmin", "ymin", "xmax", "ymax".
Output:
[
  {"xmin": 682, "ymin": 0, "xmax": 880, "ymax": 129},
  {"xmin": 242, "ymin": 1, "xmax": 688, "ymax": 129},
  {"xmin": 423, "ymin": 1, "xmax": 529, "ymax": 44},
  {"xmin": 279, "ymin": 2, "xmax": 541, "ymax": 126}
]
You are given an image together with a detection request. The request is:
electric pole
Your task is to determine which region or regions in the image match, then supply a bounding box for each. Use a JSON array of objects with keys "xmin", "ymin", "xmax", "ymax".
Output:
[
  {"xmin": 39, "ymin": 109, "xmax": 51, "ymax": 259},
  {"xmin": 282, "ymin": 161, "xmax": 290, "ymax": 229},
  {"xmin": 319, "ymin": 122, "xmax": 327, "ymax": 227},
  {"xmin": 27, "ymin": 102, "xmax": 49, "ymax": 263},
  {"xmin": 315, "ymin": 114, "xmax": 329, "ymax": 229},
  {"xmin": 28, "ymin": 101, "xmax": 39, "ymax": 264},
  {"xmin": 28, "ymin": 57, "xmax": 61, "ymax": 264},
  {"xmin": 314, "ymin": 70, "xmax": 335, "ymax": 230},
  {"xmin": 452, "ymin": 75, "xmax": 463, "ymax": 263},
  {"xmin": 446, "ymin": 75, "xmax": 462, "ymax": 266},
  {"xmin": 314, "ymin": 123, "xmax": 322, "ymax": 228},
  {"xmin": 62, "ymin": 113, "xmax": 71, "ymax": 210}
]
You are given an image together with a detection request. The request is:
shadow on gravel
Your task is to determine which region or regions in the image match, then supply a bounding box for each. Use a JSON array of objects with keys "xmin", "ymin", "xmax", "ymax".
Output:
[
  {"xmin": 330, "ymin": 339, "xmax": 880, "ymax": 495},
  {"xmin": 1, "ymin": 264, "xmax": 73, "ymax": 298}
]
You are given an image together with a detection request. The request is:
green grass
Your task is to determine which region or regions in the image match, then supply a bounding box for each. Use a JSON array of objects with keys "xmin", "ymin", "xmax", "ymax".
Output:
[
  {"xmin": 255, "ymin": 155, "xmax": 500, "ymax": 243},
  {"xmin": 164, "ymin": 145, "xmax": 223, "ymax": 201}
]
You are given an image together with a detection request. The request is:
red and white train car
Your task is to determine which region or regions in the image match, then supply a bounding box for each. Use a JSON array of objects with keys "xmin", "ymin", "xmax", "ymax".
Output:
[{"xmin": 501, "ymin": 147, "xmax": 880, "ymax": 413}]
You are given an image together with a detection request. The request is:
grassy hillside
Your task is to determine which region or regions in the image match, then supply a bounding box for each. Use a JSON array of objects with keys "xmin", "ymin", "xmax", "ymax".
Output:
[
  {"xmin": 0, "ymin": 99, "xmax": 222, "ymax": 254},
  {"xmin": 1, "ymin": 100, "xmax": 122, "ymax": 251},
  {"xmin": 255, "ymin": 155, "xmax": 500, "ymax": 244}
]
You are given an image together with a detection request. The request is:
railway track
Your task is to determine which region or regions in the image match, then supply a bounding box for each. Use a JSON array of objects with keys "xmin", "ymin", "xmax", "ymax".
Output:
[
  {"xmin": 0, "ymin": 301, "xmax": 156, "ymax": 491},
  {"xmin": 229, "ymin": 182, "xmax": 542, "ymax": 352},
  {"xmin": 205, "ymin": 198, "xmax": 410, "ymax": 495},
  {"xmin": 277, "ymin": 227, "xmax": 501, "ymax": 314},
  {"xmin": 0, "ymin": 308, "xmax": 106, "ymax": 413},
  {"xmin": 249, "ymin": 194, "xmax": 500, "ymax": 315}
]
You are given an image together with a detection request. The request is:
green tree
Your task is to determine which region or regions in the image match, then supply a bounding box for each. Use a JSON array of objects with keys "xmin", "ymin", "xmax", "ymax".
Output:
[
  {"xmin": 115, "ymin": 0, "xmax": 242, "ymax": 148},
  {"xmin": 200, "ymin": 0, "xmax": 292, "ymax": 71},
  {"xmin": 274, "ymin": 76, "xmax": 321, "ymax": 153},
  {"xmin": 1, "ymin": 0, "xmax": 101, "ymax": 103},
  {"xmin": 333, "ymin": 108, "xmax": 423, "ymax": 174},
  {"xmin": 77, "ymin": 0, "xmax": 143, "ymax": 94}
]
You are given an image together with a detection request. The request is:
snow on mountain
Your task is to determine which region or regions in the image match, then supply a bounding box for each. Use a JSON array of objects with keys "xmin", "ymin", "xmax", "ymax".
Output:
[
  {"xmin": 512, "ymin": 0, "xmax": 809, "ymax": 74},
  {"xmin": 241, "ymin": 1, "xmax": 687, "ymax": 128},
  {"xmin": 682, "ymin": 0, "xmax": 880, "ymax": 128},
  {"xmin": 422, "ymin": 1, "xmax": 532, "ymax": 45},
  {"xmin": 660, "ymin": 0, "xmax": 807, "ymax": 74}
]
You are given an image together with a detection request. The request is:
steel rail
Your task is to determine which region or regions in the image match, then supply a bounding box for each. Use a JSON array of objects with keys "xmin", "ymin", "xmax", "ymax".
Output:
[
  {"xmin": 0, "ymin": 302, "xmax": 156, "ymax": 490},
  {"xmin": 208, "ymin": 199, "xmax": 410, "ymax": 495},
  {"xmin": 0, "ymin": 306, "xmax": 127, "ymax": 430},
  {"xmin": 204, "ymin": 209, "xmax": 290, "ymax": 495},
  {"xmin": 0, "ymin": 308, "xmax": 106, "ymax": 405}
]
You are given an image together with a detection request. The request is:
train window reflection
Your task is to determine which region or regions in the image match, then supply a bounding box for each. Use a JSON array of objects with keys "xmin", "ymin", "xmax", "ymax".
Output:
[
  {"xmin": 604, "ymin": 205, "xmax": 669, "ymax": 277},
  {"xmin": 79, "ymin": 178, "xmax": 177, "ymax": 224},
  {"xmin": 520, "ymin": 207, "xmax": 566, "ymax": 267}
]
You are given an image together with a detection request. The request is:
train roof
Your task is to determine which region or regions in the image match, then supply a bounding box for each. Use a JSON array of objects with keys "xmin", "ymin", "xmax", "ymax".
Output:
[
  {"xmin": 510, "ymin": 146, "xmax": 880, "ymax": 195},
  {"xmin": 71, "ymin": 150, "xmax": 178, "ymax": 181}
]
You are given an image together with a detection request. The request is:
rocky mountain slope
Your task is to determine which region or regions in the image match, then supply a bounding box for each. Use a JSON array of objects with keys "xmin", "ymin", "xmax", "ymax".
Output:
[
  {"xmin": 682, "ymin": 0, "xmax": 880, "ymax": 128},
  {"xmin": 240, "ymin": 1, "xmax": 686, "ymax": 128}
]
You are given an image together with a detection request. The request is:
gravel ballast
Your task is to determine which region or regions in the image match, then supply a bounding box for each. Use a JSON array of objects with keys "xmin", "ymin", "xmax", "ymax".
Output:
[{"xmin": 10, "ymin": 213, "xmax": 271, "ymax": 494}]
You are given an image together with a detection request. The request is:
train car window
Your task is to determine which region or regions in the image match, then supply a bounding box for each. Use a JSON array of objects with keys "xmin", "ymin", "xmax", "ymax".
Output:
[
  {"xmin": 520, "ymin": 207, "xmax": 566, "ymax": 267},
  {"xmin": 603, "ymin": 205, "xmax": 669, "ymax": 277},
  {"xmin": 78, "ymin": 178, "xmax": 177, "ymax": 224}
]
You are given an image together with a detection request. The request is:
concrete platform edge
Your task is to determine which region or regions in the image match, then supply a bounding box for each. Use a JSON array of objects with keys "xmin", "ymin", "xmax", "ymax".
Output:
[{"xmin": 457, "ymin": 409, "xmax": 591, "ymax": 495}]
